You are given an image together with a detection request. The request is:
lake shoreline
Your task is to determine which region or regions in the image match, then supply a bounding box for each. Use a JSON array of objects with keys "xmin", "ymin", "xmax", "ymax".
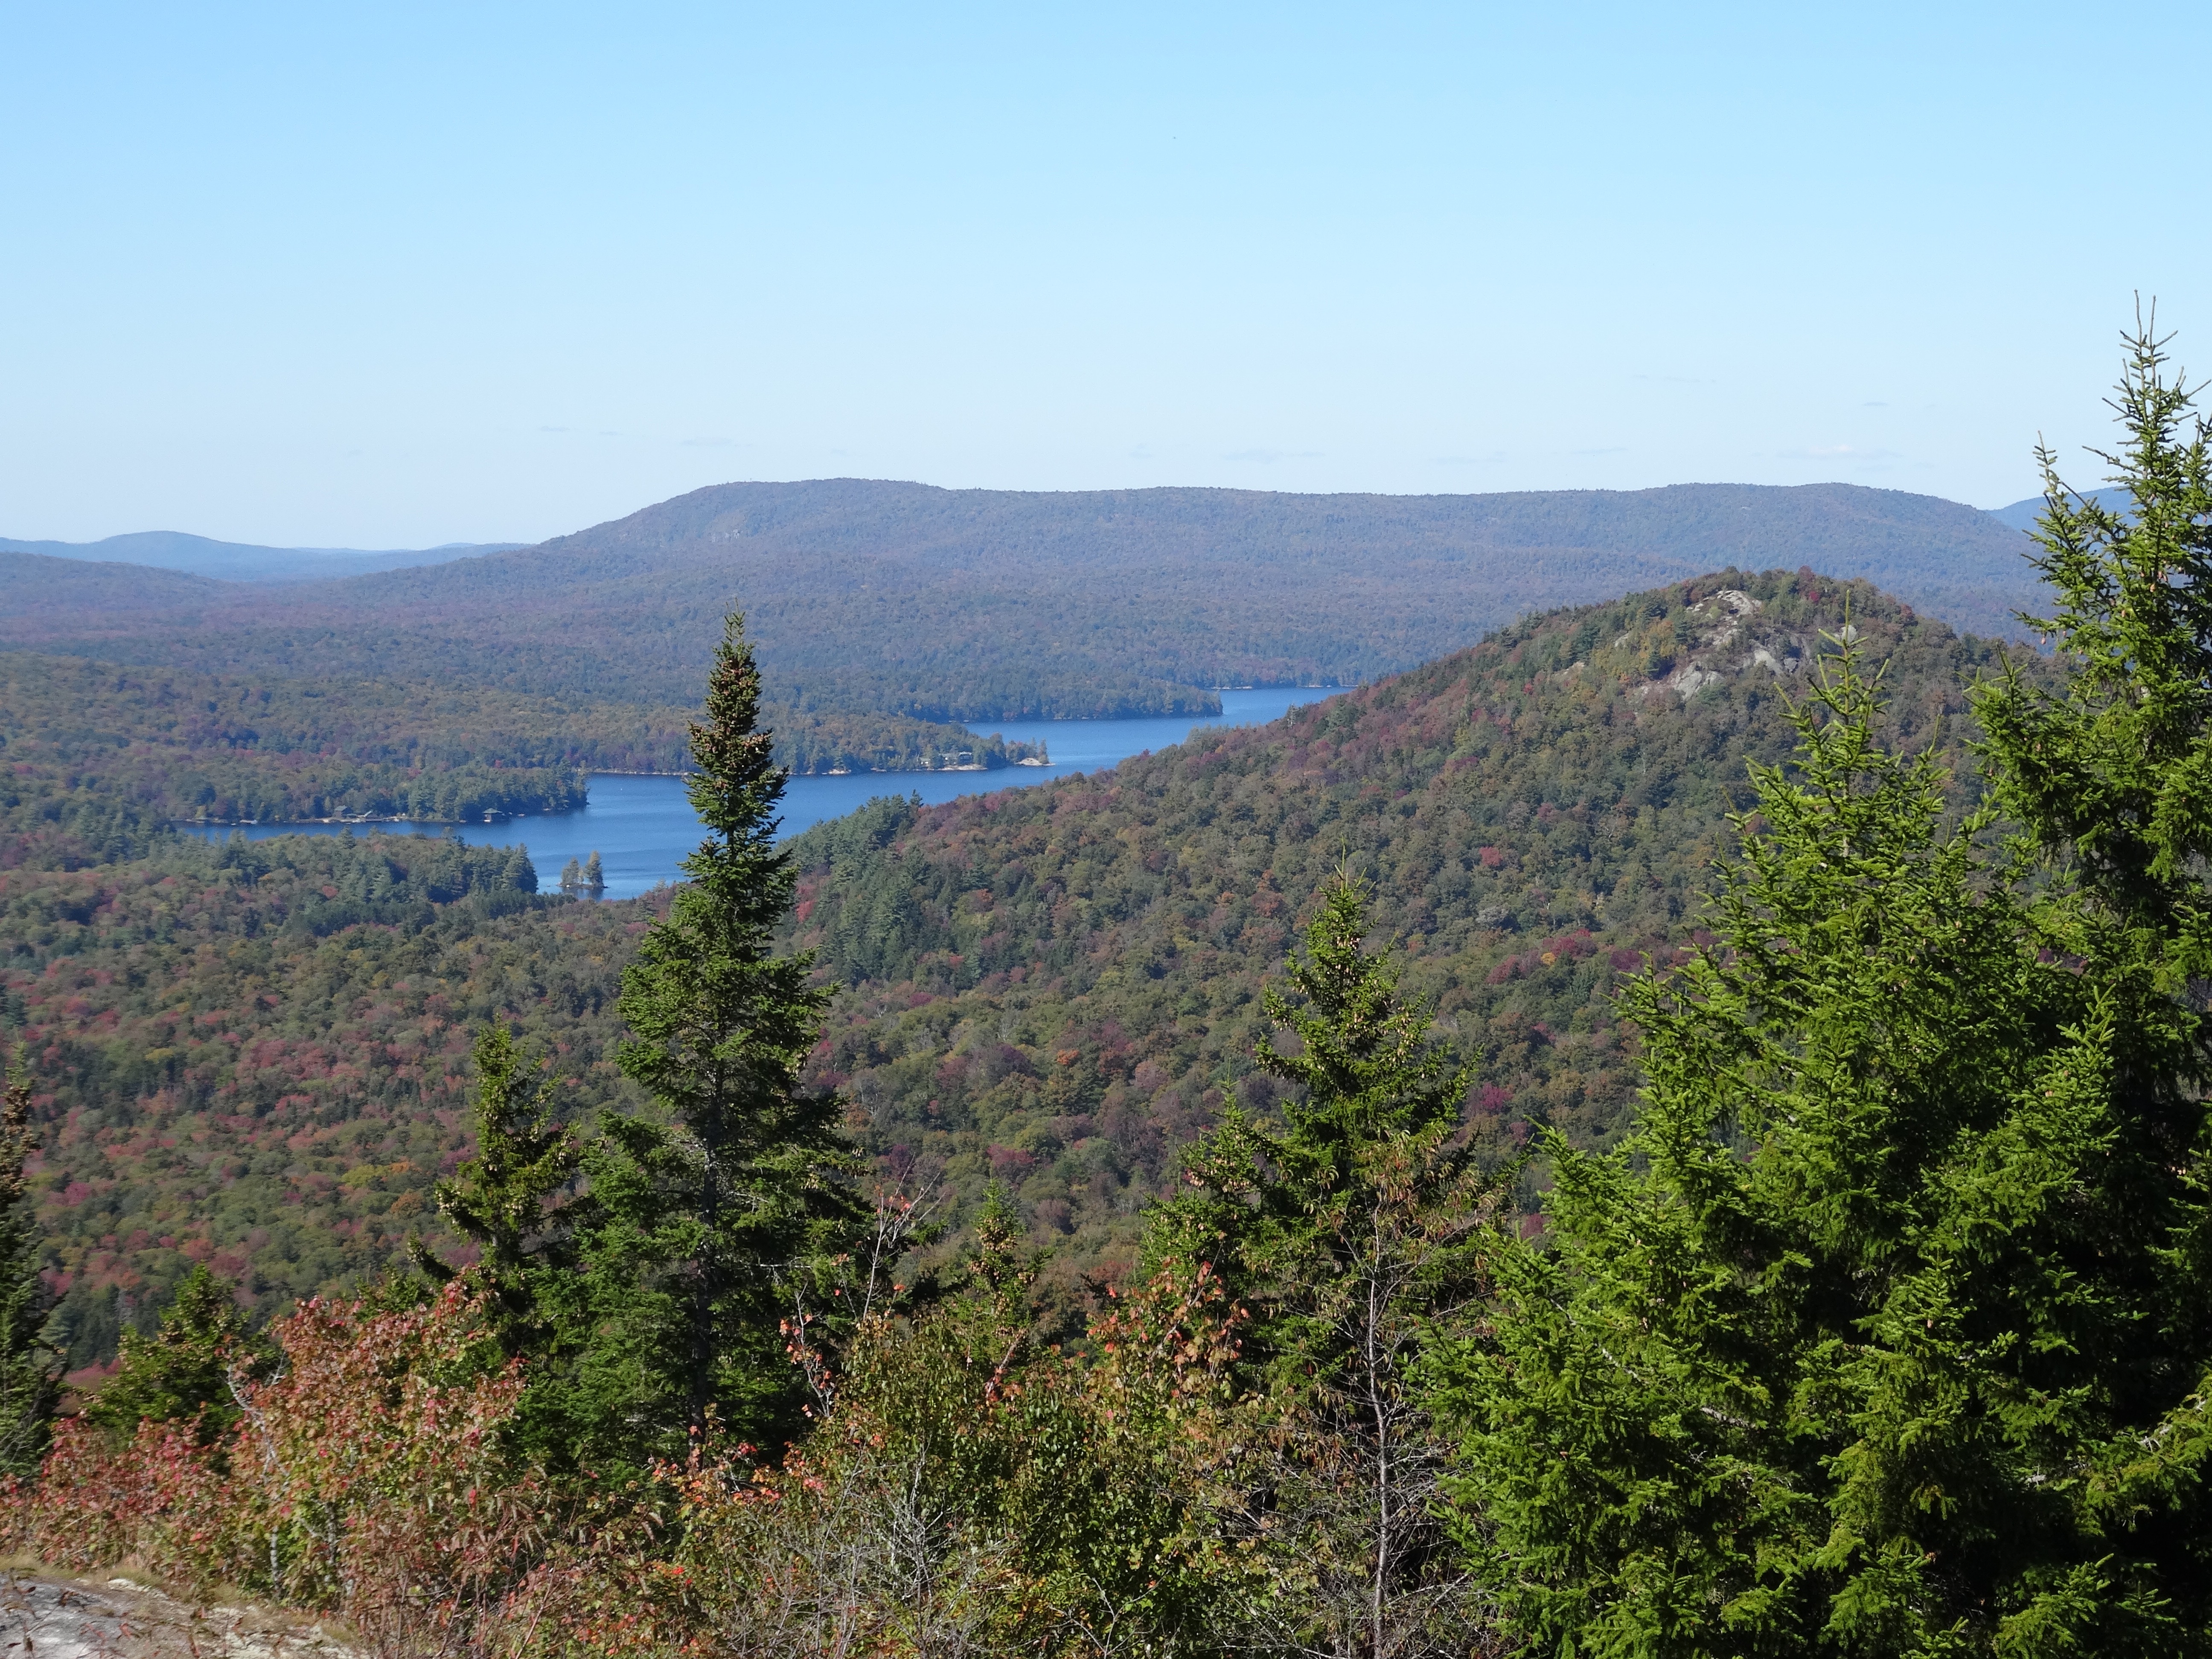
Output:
[{"xmin": 177, "ymin": 688, "xmax": 1338, "ymax": 897}]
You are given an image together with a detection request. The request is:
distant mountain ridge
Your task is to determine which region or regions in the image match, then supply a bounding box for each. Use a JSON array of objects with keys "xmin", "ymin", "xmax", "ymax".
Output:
[
  {"xmin": 0, "ymin": 530, "xmax": 520, "ymax": 583},
  {"xmin": 1985, "ymin": 486, "xmax": 2134, "ymax": 533},
  {"xmin": 2, "ymin": 478, "xmax": 2051, "ymax": 721}
]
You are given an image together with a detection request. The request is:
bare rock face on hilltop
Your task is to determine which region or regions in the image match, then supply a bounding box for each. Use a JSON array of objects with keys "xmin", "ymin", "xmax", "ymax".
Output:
[{"xmin": 1626, "ymin": 586, "xmax": 1819, "ymax": 703}]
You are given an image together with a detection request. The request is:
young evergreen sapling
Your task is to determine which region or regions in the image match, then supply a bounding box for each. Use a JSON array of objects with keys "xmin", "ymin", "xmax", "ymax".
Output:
[
  {"xmin": 406, "ymin": 1024, "xmax": 602, "ymax": 1467},
  {"xmin": 82, "ymin": 1264, "xmax": 267, "ymax": 1447},
  {"xmin": 1148, "ymin": 874, "xmax": 1498, "ymax": 1657},
  {"xmin": 416, "ymin": 1027, "xmax": 585, "ymax": 1349}
]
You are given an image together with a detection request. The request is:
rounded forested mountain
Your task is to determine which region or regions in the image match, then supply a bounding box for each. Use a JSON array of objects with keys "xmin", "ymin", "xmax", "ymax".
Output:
[{"xmin": 784, "ymin": 569, "xmax": 2035, "ymax": 1278}]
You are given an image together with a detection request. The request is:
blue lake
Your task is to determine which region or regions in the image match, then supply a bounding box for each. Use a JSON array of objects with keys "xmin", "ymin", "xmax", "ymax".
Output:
[{"xmin": 181, "ymin": 687, "xmax": 1338, "ymax": 900}]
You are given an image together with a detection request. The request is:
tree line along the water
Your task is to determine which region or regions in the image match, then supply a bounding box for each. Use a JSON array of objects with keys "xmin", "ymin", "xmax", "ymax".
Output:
[
  {"xmin": 0, "ymin": 649, "xmax": 1048, "ymax": 849},
  {"xmin": 1, "ymin": 326, "xmax": 2209, "ymax": 1653}
]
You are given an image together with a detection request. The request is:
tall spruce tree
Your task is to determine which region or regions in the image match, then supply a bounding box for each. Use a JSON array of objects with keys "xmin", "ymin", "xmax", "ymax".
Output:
[
  {"xmin": 407, "ymin": 1024, "xmax": 607, "ymax": 1466},
  {"xmin": 1148, "ymin": 875, "xmax": 1497, "ymax": 1658},
  {"xmin": 1966, "ymin": 315, "xmax": 2212, "ymax": 1646},
  {"xmin": 597, "ymin": 612, "xmax": 860, "ymax": 1452},
  {"xmin": 1430, "ymin": 646, "xmax": 2089, "ymax": 1655},
  {"xmin": 0, "ymin": 1057, "xmax": 59, "ymax": 1478}
]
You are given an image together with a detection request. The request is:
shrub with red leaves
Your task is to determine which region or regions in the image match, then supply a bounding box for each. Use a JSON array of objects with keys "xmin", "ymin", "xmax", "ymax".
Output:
[{"xmin": 2, "ymin": 1282, "xmax": 568, "ymax": 1656}]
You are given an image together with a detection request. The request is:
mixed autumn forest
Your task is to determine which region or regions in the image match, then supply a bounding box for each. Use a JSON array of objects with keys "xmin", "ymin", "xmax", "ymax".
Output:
[
  {"xmin": 6, "ymin": 346, "xmax": 2212, "ymax": 1657},
  {"xmin": 9, "ymin": 568, "xmax": 2013, "ymax": 1362},
  {"xmin": 2, "ymin": 477, "xmax": 2044, "ymax": 1343}
]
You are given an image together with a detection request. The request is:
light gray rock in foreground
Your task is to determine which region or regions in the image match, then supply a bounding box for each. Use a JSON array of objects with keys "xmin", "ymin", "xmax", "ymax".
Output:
[{"xmin": 0, "ymin": 1572, "xmax": 355, "ymax": 1659}]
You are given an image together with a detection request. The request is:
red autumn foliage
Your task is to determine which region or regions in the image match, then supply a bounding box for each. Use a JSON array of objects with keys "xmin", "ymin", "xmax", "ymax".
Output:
[{"xmin": 0, "ymin": 1283, "xmax": 587, "ymax": 1656}]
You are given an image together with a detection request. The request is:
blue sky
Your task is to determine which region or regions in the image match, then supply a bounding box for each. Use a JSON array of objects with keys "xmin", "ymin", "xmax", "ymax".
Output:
[{"xmin": 4, "ymin": 3, "xmax": 2206, "ymax": 546}]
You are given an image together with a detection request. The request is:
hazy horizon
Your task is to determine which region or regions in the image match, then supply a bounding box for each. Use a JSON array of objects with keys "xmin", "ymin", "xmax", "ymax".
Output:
[{"xmin": 3, "ymin": 474, "xmax": 2075, "ymax": 563}]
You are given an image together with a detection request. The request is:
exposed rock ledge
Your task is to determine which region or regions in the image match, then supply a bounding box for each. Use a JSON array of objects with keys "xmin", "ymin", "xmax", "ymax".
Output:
[
  {"xmin": 1, "ymin": 1570, "xmax": 355, "ymax": 1659},
  {"xmin": 1626, "ymin": 587, "xmax": 1843, "ymax": 705}
]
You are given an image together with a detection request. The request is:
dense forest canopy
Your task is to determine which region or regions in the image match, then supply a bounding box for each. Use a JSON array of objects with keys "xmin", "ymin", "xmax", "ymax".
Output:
[
  {"xmin": 0, "ymin": 565, "xmax": 2039, "ymax": 1371},
  {"xmin": 10, "ymin": 326, "xmax": 2212, "ymax": 1656},
  {"xmin": 777, "ymin": 568, "xmax": 2037, "ymax": 1293},
  {"xmin": 3, "ymin": 831, "xmax": 637, "ymax": 1367}
]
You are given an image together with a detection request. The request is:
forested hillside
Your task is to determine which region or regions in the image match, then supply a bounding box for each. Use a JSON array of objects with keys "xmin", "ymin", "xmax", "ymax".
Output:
[
  {"xmin": 3, "ymin": 831, "xmax": 653, "ymax": 1372},
  {"xmin": 0, "ymin": 551, "xmax": 226, "ymax": 624},
  {"xmin": 3, "ymin": 568, "xmax": 2023, "ymax": 1367},
  {"xmin": 783, "ymin": 567, "xmax": 2034, "ymax": 1288},
  {"xmin": 8, "ymin": 286, "xmax": 2202, "ymax": 1659},
  {"xmin": 5, "ymin": 480, "xmax": 2042, "ymax": 724}
]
